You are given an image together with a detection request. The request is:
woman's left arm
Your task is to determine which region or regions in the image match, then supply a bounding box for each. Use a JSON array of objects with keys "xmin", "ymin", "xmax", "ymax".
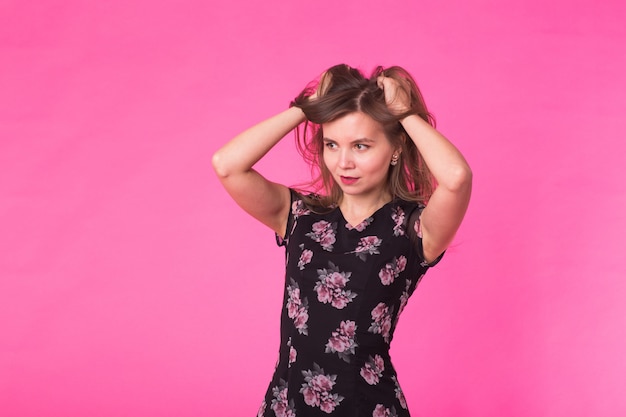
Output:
[
  {"xmin": 379, "ymin": 75, "xmax": 472, "ymax": 263},
  {"xmin": 401, "ymin": 114, "xmax": 472, "ymax": 263}
]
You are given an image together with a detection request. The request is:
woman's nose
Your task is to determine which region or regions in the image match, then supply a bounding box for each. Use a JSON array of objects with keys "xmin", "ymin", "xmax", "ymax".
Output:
[{"xmin": 338, "ymin": 150, "xmax": 354, "ymax": 169}]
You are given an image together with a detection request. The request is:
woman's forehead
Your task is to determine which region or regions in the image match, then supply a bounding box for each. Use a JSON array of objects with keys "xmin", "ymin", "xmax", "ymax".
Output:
[{"xmin": 322, "ymin": 112, "xmax": 385, "ymax": 141}]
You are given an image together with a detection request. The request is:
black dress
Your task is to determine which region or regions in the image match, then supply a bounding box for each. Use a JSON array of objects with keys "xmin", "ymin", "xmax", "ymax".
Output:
[{"xmin": 258, "ymin": 190, "xmax": 441, "ymax": 417}]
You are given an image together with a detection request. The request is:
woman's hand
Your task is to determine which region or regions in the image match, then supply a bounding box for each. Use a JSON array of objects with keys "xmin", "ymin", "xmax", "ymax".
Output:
[{"xmin": 377, "ymin": 75, "xmax": 411, "ymax": 115}]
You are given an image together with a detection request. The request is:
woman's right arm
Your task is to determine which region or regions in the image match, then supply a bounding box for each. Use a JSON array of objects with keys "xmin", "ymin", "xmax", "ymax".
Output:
[{"xmin": 211, "ymin": 106, "xmax": 306, "ymax": 236}]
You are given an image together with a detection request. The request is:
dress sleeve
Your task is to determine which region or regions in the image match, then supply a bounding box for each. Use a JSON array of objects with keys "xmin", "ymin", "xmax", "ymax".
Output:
[
  {"xmin": 407, "ymin": 204, "xmax": 445, "ymax": 267},
  {"xmin": 275, "ymin": 189, "xmax": 298, "ymax": 247}
]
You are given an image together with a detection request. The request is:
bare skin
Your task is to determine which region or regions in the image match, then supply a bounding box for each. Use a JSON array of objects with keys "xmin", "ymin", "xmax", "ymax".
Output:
[{"xmin": 212, "ymin": 74, "xmax": 472, "ymax": 263}]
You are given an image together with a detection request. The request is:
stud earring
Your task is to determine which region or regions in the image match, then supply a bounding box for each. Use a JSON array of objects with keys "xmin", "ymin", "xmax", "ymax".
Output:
[{"xmin": 390, "ymin": 154, "xmax": 399, "ymax": 166}]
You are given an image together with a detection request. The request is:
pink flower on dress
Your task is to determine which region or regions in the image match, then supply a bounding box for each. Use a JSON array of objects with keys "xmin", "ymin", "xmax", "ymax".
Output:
[
  {"xmin": 298, "ymin": 245, "xmax": 313, "ymax": 270},
  {"xmin": 345, "ymin": 216, "xmax": 373, "ymax": 231},
  {"xmin": 289, "ymin": 345, "xmax": 297, "ymax": 365},
  {"xmin": 292, "ymin": 199, "xmax": 311, "ymax": 218},
  {"xmin": 397, "ymin": 279, "xmax": 412, "ymax": 318},
  {"xmin": 396, "ymin": 256, "xmax": 407, "ymax": 271},
  {"xmin": 378, "ymin": 256, "xmax": 408, "ymax": 285},
  {"xmin": 413, "ymin": 217, "xmax": 423, "ymax": 238},
  {"xmin": 284, "ymin": 199, "xmax": 311, "ymax": 239},
  {"xmin": 372, "ymin": 404, "xmax": 398, "ymax": 417},
  {"xmin": 293, "ymin": 309, "xmax": 309, "ymax": 331},
  {"xmin": 314, "ymin": 262, "xmax": 357, "ymax": 309},
  {"xmin": 354, "ymin": 236, "xmax": 382, "ymax": 261},
  {"xmin": 287, "ymin": 337, "xmax": 297, "ymax": 366},
  {"xmin": 306, "ymin": 220, "xmax": 337, "ymax": 251},
  {"xmin": 360, "ymin": 354, "xmax": 385, "ymax": 385},
  {"xmin": 287, "ymin": 278, "xmax": 309, "ymax": 335},
  {"xmin": 301, "ymin": 386, "xmax": 318, "ymax": 407},
  {"xmin": 320, "ymin": 397, "xmax": 338, "ymax": 414},
  {"xmin": 378, "ymin": 265, "xmax": 395, "ymax": 286},
  {"xmin": 372, "ymin": 404, "xmax": 386, "ymax": 417},
  {"xmin": 286, "ymin": 285, "xmax": 301, "ymax": 318},
  {"xmin": 391, "ymin": 206, "xmax": 406, "ymax": 236},
  {"xmin": 270, "ymin": 379, "xmax": 296, "ymax": 417},
  {"xmin": 300, "ymin": 363, "xmax": 344, "ymax": 414},
  {"xmin": 316, "ymin": 284, "xmax": 331, "ymax": 304},
  {"xmin": 392, "ymin": 375, "xmax": 408, "ymax": 409},
  {"xmin": 371, "ymin": 302, "xmax": 387, "ymax": 320},
  {"xmin": 413, "ymin": 213, "xmax": 434, "ymax": 267},
  {"xmin": 369, "ymin": 302, "xmax": 394, "ymax": 343},
  {"xmin": 325, "ymin": 320, "xmax": 358, "ymax": 362}
]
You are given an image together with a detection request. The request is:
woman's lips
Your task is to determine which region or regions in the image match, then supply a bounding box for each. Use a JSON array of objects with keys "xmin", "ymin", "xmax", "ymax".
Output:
[{"xmin": 340, "ymin": 176, "xmax": 358, "ymax": 185}]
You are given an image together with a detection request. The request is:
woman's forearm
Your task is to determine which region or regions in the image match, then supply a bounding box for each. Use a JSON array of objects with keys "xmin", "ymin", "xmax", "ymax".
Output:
[{"xmin": 212, "ymin": 106, "xmax": 306, "ymax": 178}]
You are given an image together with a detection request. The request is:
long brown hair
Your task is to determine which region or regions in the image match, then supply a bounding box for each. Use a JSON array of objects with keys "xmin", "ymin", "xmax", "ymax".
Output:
[{"xmin": 291, "ymin": 64, "xmax": 435, "ymax": 211}]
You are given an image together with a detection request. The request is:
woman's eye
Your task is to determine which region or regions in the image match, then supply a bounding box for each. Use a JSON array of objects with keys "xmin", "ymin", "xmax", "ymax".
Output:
[
  {"xmin": 355, "ymin": 143, "xmax": 369, "ymax": 150},
  {"xmin": 325, "ymin": 142, "xmax": 337, "ymax": 149}
]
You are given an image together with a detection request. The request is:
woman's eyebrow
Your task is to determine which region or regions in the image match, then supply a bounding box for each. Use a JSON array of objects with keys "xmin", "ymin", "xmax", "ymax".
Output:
[{"xmin": 322, "ymin": 137, "xmax": 375, "ymax": 143}]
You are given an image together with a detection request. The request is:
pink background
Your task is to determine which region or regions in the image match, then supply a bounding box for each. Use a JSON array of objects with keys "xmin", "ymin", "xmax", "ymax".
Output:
[{"xmin": 2, "ymin": 1, "xmax": 625, "ymax": 416}]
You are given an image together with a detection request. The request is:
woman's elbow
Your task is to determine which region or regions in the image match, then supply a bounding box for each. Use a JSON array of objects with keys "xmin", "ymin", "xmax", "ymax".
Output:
[
  {"xmin": 211, "ymin": 150, "xmax": 230, "ymax": 179},
  {"xmin": 443, "ymin": 164, "xmax": 472, "ymax": 192}
]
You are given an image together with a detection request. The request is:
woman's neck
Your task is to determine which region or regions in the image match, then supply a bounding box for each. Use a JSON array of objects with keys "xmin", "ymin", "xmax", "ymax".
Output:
[{"xmin": 338, "ymin": 191, "xmax": 392, "ymax": 223}]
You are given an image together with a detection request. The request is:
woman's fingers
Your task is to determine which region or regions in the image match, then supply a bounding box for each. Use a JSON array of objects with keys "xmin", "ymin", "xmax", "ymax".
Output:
[{"xmin": 378, "ymin": 76, "xmax": 410, "ymax": 114}]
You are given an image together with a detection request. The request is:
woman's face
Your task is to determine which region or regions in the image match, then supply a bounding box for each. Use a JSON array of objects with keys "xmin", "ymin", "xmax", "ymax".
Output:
[{"xmin": 322, "ymin": 112, "xmax": 397, "ymax": 201}]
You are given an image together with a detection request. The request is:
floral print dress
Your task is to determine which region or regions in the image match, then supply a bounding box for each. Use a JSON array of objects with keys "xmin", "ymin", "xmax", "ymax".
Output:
[{"xmin": 257, "ymin": 190, "xmax": 442, "ymax": 417}]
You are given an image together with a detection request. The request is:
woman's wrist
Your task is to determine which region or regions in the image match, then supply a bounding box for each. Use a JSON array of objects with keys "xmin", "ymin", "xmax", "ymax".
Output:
[
  {"xmin": 399, "ymin": 112, "xmax": 419, "ymax": 126},
  {"xmin": 288, "ymin": 105, "xmax": 307, "ymax": 123}
]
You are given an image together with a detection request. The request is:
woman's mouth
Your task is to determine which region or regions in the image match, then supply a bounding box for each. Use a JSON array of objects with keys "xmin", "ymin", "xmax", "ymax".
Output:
[{"xmin": 340, "ymin": 176, "xmax": 358, "ymax": 185}]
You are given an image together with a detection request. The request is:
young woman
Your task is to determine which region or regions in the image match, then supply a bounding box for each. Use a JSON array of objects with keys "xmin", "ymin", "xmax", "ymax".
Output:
[{"xmin": 212, "ymin": 64, "xmax": 472, "ymax": 417}]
